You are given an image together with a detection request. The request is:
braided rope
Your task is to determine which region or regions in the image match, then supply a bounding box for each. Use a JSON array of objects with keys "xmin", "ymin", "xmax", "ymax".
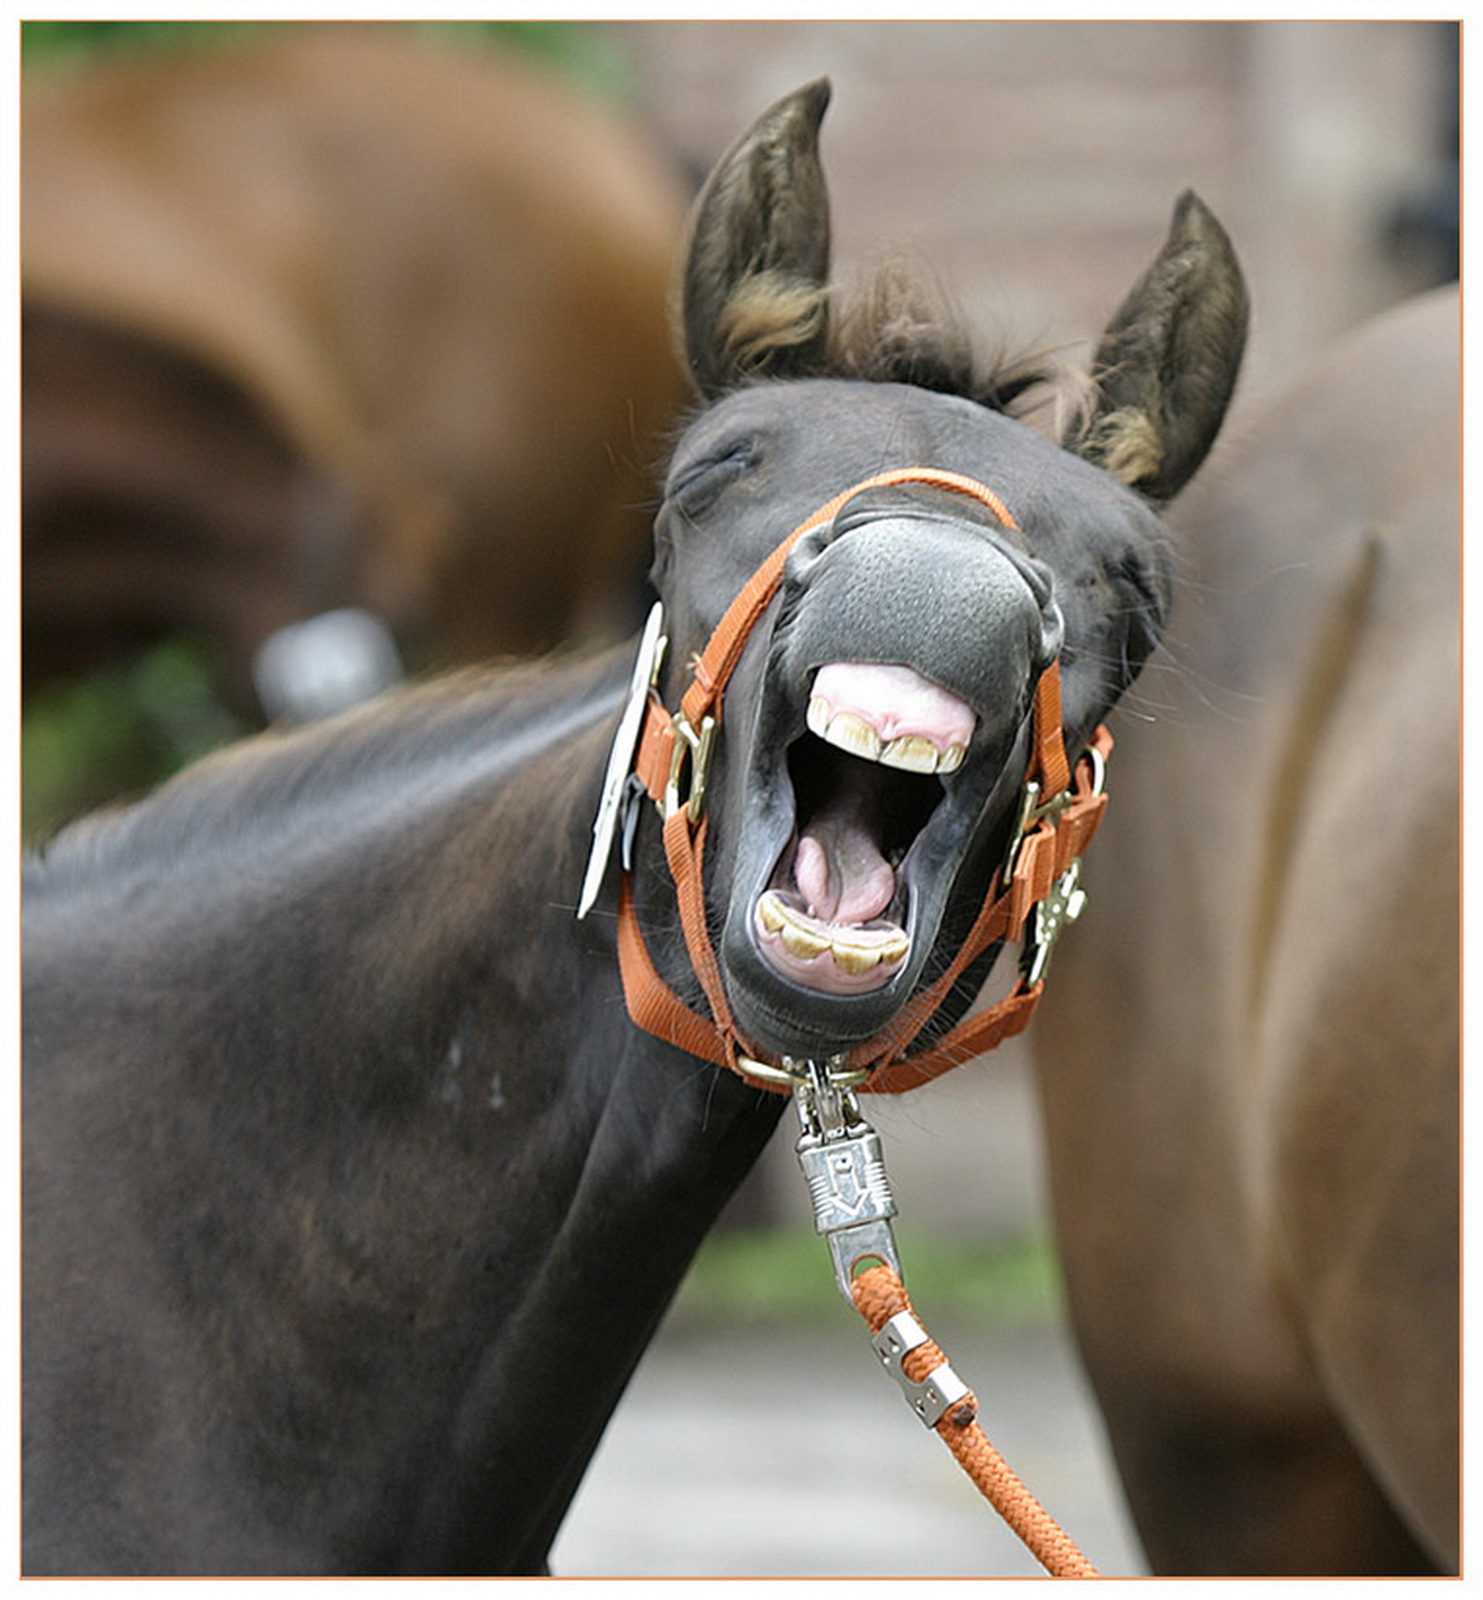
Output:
[{"xmin": 849, "ymin": 1264, "xmax": 1099, "ymax": 1578}]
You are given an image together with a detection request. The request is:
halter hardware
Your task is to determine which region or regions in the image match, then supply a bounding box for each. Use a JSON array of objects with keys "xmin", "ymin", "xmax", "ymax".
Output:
[
  {"xmin": 1003, "ymin": 779, "xmax": 1068, "ymax": 883},
  {"xmin": 664, "ymin": 710, "xmax": 717, "ymax": 823},
  {"xmin": 791, "ymin": 1056, "xmax": 905, "ymax": 1299},
  {"xmin": 1012, "ymin": 738, "xmax": 1103, "ymax": 985}
]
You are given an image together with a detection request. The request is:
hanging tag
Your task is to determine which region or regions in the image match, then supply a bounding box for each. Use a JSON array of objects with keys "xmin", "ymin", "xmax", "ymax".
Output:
[{"xmin": 576, "ymin": 602, "xmax": 667, "ymax": 920}]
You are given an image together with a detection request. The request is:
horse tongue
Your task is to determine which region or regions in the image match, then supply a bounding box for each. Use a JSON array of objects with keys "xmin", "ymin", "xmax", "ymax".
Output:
[{"xmin": 794, "ymin": 811, "xmax": 896, "ymax": 925}]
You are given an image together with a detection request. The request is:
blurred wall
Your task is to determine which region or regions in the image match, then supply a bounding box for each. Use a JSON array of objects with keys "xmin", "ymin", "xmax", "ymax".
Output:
[{"xmin": 607, "ymin": 19, "xmax": 1453, "ymax": 409}]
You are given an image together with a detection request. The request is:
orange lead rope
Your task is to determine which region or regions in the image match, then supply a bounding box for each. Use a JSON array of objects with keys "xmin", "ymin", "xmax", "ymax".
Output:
[
  {"xmin": 850, "ymin": 1264, "xmax": 1100, "ymax": 1578},
  {"xmin": 793, "ymin": 1056, "xmax": 1099, "ymax": 1577}
]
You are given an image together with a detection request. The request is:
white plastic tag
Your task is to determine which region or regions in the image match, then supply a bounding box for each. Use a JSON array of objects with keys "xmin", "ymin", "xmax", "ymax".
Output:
[{"xmin": 576, "ymin": 602, "xmax": 667, "ymax": 920}]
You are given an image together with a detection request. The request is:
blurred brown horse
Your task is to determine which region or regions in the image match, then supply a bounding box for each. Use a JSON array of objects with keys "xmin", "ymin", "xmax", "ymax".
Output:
[
  {"xmin": 23, "ymin": 25, "xmax": 688, "ymax": 716},
  {"xmin": 1034, "ymin": 286, "xmax": 1459, "ymax": 1575}
]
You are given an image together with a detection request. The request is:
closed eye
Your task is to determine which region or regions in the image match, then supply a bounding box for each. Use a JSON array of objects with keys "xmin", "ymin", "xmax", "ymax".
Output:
[{"xmin": 667, "ymin": 438, "xmax": 758, "ymax": 519}]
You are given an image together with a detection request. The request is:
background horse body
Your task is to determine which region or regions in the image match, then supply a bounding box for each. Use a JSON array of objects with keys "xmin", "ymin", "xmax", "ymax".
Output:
[
  {"xmin": 22, "ymin": 26, "xmax": 688, "ymax": 713},
  {"xmin": 23, "ymin": 81, "xmax": 1247, "ymax": 1574},
  {"xmin": 1034, "ymin": 285, "xmax": 1459, "ymax": 1574}
]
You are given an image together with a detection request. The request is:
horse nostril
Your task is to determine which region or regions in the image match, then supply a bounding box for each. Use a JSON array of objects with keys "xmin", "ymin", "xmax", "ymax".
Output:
[{"xmin": 782, "ymin": 525, "xmax": 838, "ymax": 589}]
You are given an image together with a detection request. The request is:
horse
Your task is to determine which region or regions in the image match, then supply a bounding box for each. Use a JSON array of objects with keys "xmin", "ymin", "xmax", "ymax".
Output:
[
  {"xmin": 22, "ymin": 24, "xmax": 688, "ymax": 719},
  {"xmin": 1032, "ymin": 284, "xmax": 1459, "ymax": 1575},
  {"xmin": 21, "ymin": 78, "xmax": 1247, "ymax": 1575}
]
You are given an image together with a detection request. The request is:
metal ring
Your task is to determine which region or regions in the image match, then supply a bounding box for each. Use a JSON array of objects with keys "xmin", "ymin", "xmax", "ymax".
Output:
[
  {"xmin": 1080, "ymin": 741, "xmax": 1107, "ymax": 798},
  {"xmin": 735, "ymin": 1054, "xmax": 872, "ymax": 1090}
]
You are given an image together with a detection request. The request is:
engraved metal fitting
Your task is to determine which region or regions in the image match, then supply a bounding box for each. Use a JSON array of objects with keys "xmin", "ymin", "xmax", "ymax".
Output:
[
  {"xmin": 792, "ymin": 1057, "xmax": 904, "ymax": 1298},
  {"xmin": 872, "ymin": 1309, "xmax": 973, "ymax": 1428}
]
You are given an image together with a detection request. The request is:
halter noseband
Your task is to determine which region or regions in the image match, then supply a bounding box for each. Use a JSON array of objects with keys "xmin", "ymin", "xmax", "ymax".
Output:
[{"xmin": 580, "ymin": 467, "xmax": 1112, "ymax": 1095}]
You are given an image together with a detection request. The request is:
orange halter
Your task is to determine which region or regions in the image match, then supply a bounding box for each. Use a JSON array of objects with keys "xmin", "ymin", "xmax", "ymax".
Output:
[{"xmin": 601, "ymin": 467, "xmax": 1111, "ymax": 1095}]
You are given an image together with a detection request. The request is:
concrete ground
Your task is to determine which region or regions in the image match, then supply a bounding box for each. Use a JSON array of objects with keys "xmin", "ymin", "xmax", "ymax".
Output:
[{"xmin": 550, "ymin": 1307, "xmax": 1146, "ymax": 1579}]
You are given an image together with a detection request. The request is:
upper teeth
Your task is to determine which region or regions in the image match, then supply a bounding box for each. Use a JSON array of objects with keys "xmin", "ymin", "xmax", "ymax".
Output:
[{"xmin": 807, "ymin": 697, "xmax": 966, "ymax": 774}]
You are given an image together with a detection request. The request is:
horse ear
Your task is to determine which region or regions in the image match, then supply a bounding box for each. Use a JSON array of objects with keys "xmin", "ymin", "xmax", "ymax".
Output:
[
  {"xmin": 681, "ymin": 78, "xmax": 833, "ymax": 397},
  {"xmin": 1068, "ymin": 191, "xmax": 1248, "ymax": 503}
]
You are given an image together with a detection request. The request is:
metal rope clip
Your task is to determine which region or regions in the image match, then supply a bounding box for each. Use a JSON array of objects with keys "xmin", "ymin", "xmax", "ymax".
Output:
[
  {"xmin": 1020, "ymin": 856, "xmax": 1088, "ymax": 986},
  {"xmin": 872, "ymin": 1309, "xmax": 973, "ymax": 1428},
  {"xmin": 791, "ymin": 1057, "xmax": 904, "ymax": 1300}
]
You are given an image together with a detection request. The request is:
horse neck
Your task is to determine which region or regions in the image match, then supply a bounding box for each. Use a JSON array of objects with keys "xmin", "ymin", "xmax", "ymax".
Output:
[
  {"xmin": 28, "ymin": 648, "xmax": 785, "ymax": 1572},
  {"xmin": 300, "ymin": 671, "xmax": 787, "ymax": 1570}
]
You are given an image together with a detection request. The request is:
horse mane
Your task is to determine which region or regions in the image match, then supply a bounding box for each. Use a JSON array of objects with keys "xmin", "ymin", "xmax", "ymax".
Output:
[{"xmin": 24, "ymin": 650, "xmax": 627, "ymax": 890}]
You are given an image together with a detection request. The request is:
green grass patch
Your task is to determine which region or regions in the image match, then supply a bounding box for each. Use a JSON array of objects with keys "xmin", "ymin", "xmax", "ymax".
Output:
[
  {"xmin": 22, "ymin": 637, "xmax": 250, "ymax": 846},
  {"xmin": 672, "ymin": 1226, "xmax": 1066, "ymax": 1331}
]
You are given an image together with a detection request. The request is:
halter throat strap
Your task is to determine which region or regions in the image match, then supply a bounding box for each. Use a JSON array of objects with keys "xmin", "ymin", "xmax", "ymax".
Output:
[{"xmin": 606, "ymin": 468, "xmax": 1110, "ymax": 1095}]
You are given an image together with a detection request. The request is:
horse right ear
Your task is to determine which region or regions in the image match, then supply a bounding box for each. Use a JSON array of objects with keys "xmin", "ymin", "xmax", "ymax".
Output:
[
  {"xmin": 680, "ymin": 78, "xmax": 834, "ymax": 397},
  {"xmin": 1068, "ymin": 191, "xmax": 1249, "ymax": 504}
]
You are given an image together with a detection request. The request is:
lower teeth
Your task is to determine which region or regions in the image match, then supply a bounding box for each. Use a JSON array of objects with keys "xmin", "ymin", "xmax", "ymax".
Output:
[{"xmin": 758, "ymin": 892, "xmax": 909, "ymax": 973}]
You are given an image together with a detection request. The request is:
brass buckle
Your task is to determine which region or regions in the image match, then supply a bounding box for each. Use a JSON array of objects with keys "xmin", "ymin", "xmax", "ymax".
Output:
[
  {"xmin": 1000, "ymin": 779, "xmax": 1071, "ymax": 884},
  {"xmin": 664, "ymin": 711, "xmax": 718, "ymax": 824},
  {"xmin": 1000, "ymin": 738, "xmax": 1107, "ymax": 886}
]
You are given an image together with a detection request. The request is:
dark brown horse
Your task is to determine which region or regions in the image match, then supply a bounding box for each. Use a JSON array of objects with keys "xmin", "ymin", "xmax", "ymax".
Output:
[
  {"xmin": 22, "ymin": 25, "xmax": 688, "ymax": 717},
  {"xmin": 22, "ymin": 80, "xmax": 1246, "ymax": 1574},
  {"xmin": 1034, "ymin": 285, "xmax": 1459, "ymax": 1575}
]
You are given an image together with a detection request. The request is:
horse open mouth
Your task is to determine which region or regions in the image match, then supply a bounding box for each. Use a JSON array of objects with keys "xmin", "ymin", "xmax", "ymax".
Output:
[{"xmin": 753, "ymin": 662, "xmax": 976, "ymax": 995}]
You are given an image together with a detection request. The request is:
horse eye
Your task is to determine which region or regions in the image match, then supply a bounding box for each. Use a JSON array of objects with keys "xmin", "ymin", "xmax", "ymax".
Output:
[{"xmin": 668, "ymin": 439, "xmax": 758, "ymax": 518}]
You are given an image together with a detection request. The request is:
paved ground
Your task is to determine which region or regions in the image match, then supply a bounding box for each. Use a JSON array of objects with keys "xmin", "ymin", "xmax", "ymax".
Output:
[{"xmin": 551, "ymin": 1307, "xmax": 1146, "ymax": 1579}]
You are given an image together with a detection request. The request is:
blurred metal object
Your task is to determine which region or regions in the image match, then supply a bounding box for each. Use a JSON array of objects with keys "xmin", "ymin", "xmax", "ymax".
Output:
[{"xmin": 253, "ymin": 608, "xmax": 404, "ymax": 724}]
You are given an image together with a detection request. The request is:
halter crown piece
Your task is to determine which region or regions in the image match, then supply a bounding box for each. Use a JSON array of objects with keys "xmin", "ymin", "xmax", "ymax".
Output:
[{"xmin": 578, "ymin": 467, "xmax": 1113, "ymax": 1096}]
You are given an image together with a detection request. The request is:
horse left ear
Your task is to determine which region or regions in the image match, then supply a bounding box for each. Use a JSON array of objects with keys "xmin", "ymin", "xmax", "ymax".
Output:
[
  {"xmin": 680, "ymin": 78, "xmax": 834, "ymax": 397},
  {"xmin": 1067, "ymin": 191, "xmax": 1248, "ymax": 503}
]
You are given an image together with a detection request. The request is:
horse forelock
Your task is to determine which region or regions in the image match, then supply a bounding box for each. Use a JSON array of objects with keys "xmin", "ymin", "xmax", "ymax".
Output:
[{"xmin": 711, "ymin": 250, "xmax": 1070, "ymax": 418}]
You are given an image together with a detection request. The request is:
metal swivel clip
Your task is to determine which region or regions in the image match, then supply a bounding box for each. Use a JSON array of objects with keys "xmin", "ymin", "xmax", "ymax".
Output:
[
  {"xmin": 790, "ymin": 1056, "xmax": 971, "ymax": 1430},
  {"xmin": 790, "ymin": 1055, "xmax": 903, "ymax": 1300}
]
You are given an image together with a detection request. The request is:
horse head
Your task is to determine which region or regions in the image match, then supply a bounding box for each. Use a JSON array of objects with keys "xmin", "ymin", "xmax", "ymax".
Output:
[{"xmin": 619, "ymin": 77, "xmax": 1247, "ymax": 1070}]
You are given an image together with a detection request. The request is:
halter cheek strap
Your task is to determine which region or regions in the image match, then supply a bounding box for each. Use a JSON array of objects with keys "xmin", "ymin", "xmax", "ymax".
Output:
[{"xmin": 595, "ymin": 468, "xmax": 1112, "ymax": 1095}]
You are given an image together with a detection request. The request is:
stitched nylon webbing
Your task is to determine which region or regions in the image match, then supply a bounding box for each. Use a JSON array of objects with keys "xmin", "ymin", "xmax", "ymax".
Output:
[
  {"xmin": 611, "ymin": 467, "xmax": 1105, "ymax": 1094},
  {"xmin": 684, "ymin": 467, "xmax": 1018, "ymax": 724}
]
